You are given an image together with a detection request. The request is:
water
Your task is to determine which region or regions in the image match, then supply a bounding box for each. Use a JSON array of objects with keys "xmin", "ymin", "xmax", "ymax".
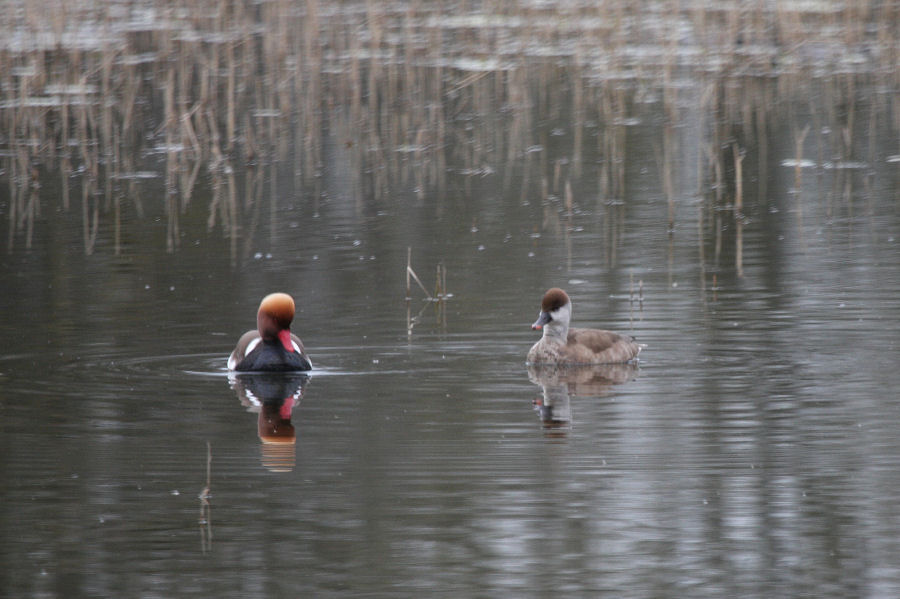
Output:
[
  {"xmin": 4, "ymin": 147, "xmax": 900, "ymax": 598},
  {"xmin": 3, "ymin": 3, "xmax": 900, "ymax": 597}
]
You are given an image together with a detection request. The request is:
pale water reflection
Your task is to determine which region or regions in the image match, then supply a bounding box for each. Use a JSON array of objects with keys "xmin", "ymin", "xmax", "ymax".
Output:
[{"xmin": 528, "ymin": 363, "xmax": 639, "ymax": 430}]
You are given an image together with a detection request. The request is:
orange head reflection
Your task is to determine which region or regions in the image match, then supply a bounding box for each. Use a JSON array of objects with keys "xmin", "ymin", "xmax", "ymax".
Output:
[
  {"xmin": 229, "ymin": 372, "xmax": 308, "ymax": 472},
  {"xmin": 259, "ymin": 398, "xmax": 296, "ymax": 472}
]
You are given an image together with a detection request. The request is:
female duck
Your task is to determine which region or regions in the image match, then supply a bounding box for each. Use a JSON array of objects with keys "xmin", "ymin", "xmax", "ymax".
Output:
[
  {"xmin": 527, "ymin": 288, "xmax": 640, "ymax": 365},
  {"xmin": 228, "ymin": 292, "xmax": 312, "ymax": 372}
]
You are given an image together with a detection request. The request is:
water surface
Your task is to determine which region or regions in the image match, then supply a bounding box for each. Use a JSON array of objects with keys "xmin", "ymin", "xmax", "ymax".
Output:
[{"xmin": 2, "ymin": 2, "xmax": 900, "ymax": 597}]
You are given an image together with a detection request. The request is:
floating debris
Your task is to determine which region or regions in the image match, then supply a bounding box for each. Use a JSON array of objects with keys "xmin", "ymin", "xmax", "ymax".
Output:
[
  {"xmin": 612, "ymin": 117, "xmax": 642, "ymax": 126},
  {"xmin": 395, "ymin": 145, "xmax": 429, "ymax": 154},
  {"xmin": 251, "ymin": 109, "xmax": 282, "ymax": 118},
  {"xmin": 0, "ymin": 96, "xmax": 98, "ymax": 109},
  {"xmin": 780, "ymin": 159, "xmax": 870, "ymax": 170},
  {"xmin": 114, "ymin": 172, "xmax": 160, "ymax": 180},
  {"xmin": 780, "ymin": 159, "xmax": 817, "ymax": 169},
  {"xmin": 822, "ymin": 161, "xmax": 869, "ymax": 170},
  {"xmin": 44, "ymin": 84, "xmax": 99, "ymax": 96},
  {"xmin": 458, "ymin": 166, "xmax": 495, "ymax": 177}
]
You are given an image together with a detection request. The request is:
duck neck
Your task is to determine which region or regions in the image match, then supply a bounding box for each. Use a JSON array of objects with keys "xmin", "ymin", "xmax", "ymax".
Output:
[{"xmin": 542, "ymin": 320, "xmax": 569, "ymax": 344}]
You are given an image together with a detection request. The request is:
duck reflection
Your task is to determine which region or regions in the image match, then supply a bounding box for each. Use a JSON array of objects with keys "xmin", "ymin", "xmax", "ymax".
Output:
[
  {"xmin": 228, "ymin": 373, "xmax": 309, "ymax": 472},
  {"xmin": 527, "ymin": 363, "xmax": 639, "ymax": 431}
]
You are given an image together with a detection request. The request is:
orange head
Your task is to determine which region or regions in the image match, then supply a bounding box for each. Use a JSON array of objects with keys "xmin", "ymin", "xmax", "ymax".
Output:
[{"xmin": 257, "ymin": 293, "xmax": 297, "ymax": 350}]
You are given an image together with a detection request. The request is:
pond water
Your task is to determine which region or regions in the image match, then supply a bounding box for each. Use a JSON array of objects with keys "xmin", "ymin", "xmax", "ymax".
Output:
[{"xmin": 3, "ymin": 3, "xmax": 900, "ymax": 598}]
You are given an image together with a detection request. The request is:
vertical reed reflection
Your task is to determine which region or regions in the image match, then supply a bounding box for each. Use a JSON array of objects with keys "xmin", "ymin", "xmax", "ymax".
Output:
[{"xmin": 0, "ymin": 1, "xmax": 896, "ymax": 270}]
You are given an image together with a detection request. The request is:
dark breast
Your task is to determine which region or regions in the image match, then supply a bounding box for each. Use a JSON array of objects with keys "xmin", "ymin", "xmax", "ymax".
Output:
[{"xmin": 234, "ymin": 339, "xmax": 312, "ymax": 372}]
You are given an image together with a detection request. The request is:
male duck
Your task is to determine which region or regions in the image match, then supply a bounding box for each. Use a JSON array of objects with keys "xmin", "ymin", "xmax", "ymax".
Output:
[
  {"xmin": 228, "ymin": 292, "xmax": 312, "ymax": 372},
  {"xmin": 527, "ymin": 288, "xmax": 640, "ymax": 365}
]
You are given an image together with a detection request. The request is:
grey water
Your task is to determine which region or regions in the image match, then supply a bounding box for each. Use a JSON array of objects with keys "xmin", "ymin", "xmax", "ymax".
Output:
[{"xmin": 3, "ymin": 8, "xmax": 900, "ymax": 599}]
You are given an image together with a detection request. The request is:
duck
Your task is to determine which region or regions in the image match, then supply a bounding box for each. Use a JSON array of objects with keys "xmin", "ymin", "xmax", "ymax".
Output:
[
  {"xmin": 228, "ymin": 292, "xmax": 312, "ymax": 372},
  {"xmin": 527, "ymin": 287, "xmax": 641, "ymax": 365}
]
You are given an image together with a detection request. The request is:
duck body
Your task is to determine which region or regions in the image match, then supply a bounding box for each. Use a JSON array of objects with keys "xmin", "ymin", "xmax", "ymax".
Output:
[
  {"xmin": 228, "ymin": 293, "xmax": 312, "ymax": 372},
  {"xmin": 528, "ymin": 327, "xmax": 640, "ymax": 365},
  {"xmin": 229, "ymin": 332, "xmax": 311, "ymax": 372},
  {"xmin": 527, "ymin": 288, "xmax": 640, "ymax": 365}
]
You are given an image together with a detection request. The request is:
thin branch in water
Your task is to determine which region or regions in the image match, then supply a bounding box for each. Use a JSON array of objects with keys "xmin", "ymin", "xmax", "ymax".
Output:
[
  {"xmin": 406, "ymin": 247, "xmax": 433, "ymax": 300},
  {"xmin": 199, "ymin": 441, "xmax": 213, "ymax": 553}
]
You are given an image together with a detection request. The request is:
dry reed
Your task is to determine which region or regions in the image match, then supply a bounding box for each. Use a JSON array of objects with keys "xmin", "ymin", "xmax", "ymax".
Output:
[{"xmin": 0, "ymin": 0, "xmax": 895, "ymax": 263}]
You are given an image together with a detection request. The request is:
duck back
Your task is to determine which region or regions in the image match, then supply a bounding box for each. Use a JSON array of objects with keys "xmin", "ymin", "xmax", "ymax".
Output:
[
  {"xmin": 566, "ymin": 328, "xmax": 640, "ymax": 363},
  {"xmin": 233, "ymin": 336, "xmax": 312, "ymax": 372}
]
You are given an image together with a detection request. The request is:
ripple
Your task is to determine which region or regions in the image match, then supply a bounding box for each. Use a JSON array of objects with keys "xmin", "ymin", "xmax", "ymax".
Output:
[
  {"xmin": 61, "ymin": 352, "xmax": 229, "ymax": 378},
  {"xmin": 1, "ymin": 350, "xmax": 232, "ymax": 398}
]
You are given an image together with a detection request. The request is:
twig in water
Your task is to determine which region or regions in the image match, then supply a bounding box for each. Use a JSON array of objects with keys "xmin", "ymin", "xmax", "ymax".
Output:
[
  {"xmin": 406, "ymin": 248, "xmax": 450, "ymax": 337},
  {"xmin": 199, "ymin": 442, "xmax": 213, "ymax": 553},
  {"xmin": 406, "ymin": 247, "xmax": 433, "ymax": 300}
]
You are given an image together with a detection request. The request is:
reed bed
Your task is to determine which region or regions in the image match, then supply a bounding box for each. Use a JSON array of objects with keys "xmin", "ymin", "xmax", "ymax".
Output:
[{"xmin": 0, "ymin": 0, "xmax": 897, "ymax": 258}]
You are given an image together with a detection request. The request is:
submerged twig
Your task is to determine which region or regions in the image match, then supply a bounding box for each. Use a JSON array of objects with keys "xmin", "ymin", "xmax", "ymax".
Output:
[
  {"xmin": 199, "ymin": 441, "xmax": 212, "ymax": 553},
  {"xmin": 406, "ymin": 246, "xmax": 432, "ymax": 300}
]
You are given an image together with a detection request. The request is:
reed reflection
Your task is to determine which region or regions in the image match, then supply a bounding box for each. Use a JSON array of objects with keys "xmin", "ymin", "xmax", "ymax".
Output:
[
  {"xmin": 3, "ymin": 1, "xmax": 896, "ymax": 263},
  {"xmin": 527, "ymin": 363, "xmax": 639, "ymax": 432},
  {"xmin": 229, "ymin": 373, "xmax": 309, "ymax": 472}
]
